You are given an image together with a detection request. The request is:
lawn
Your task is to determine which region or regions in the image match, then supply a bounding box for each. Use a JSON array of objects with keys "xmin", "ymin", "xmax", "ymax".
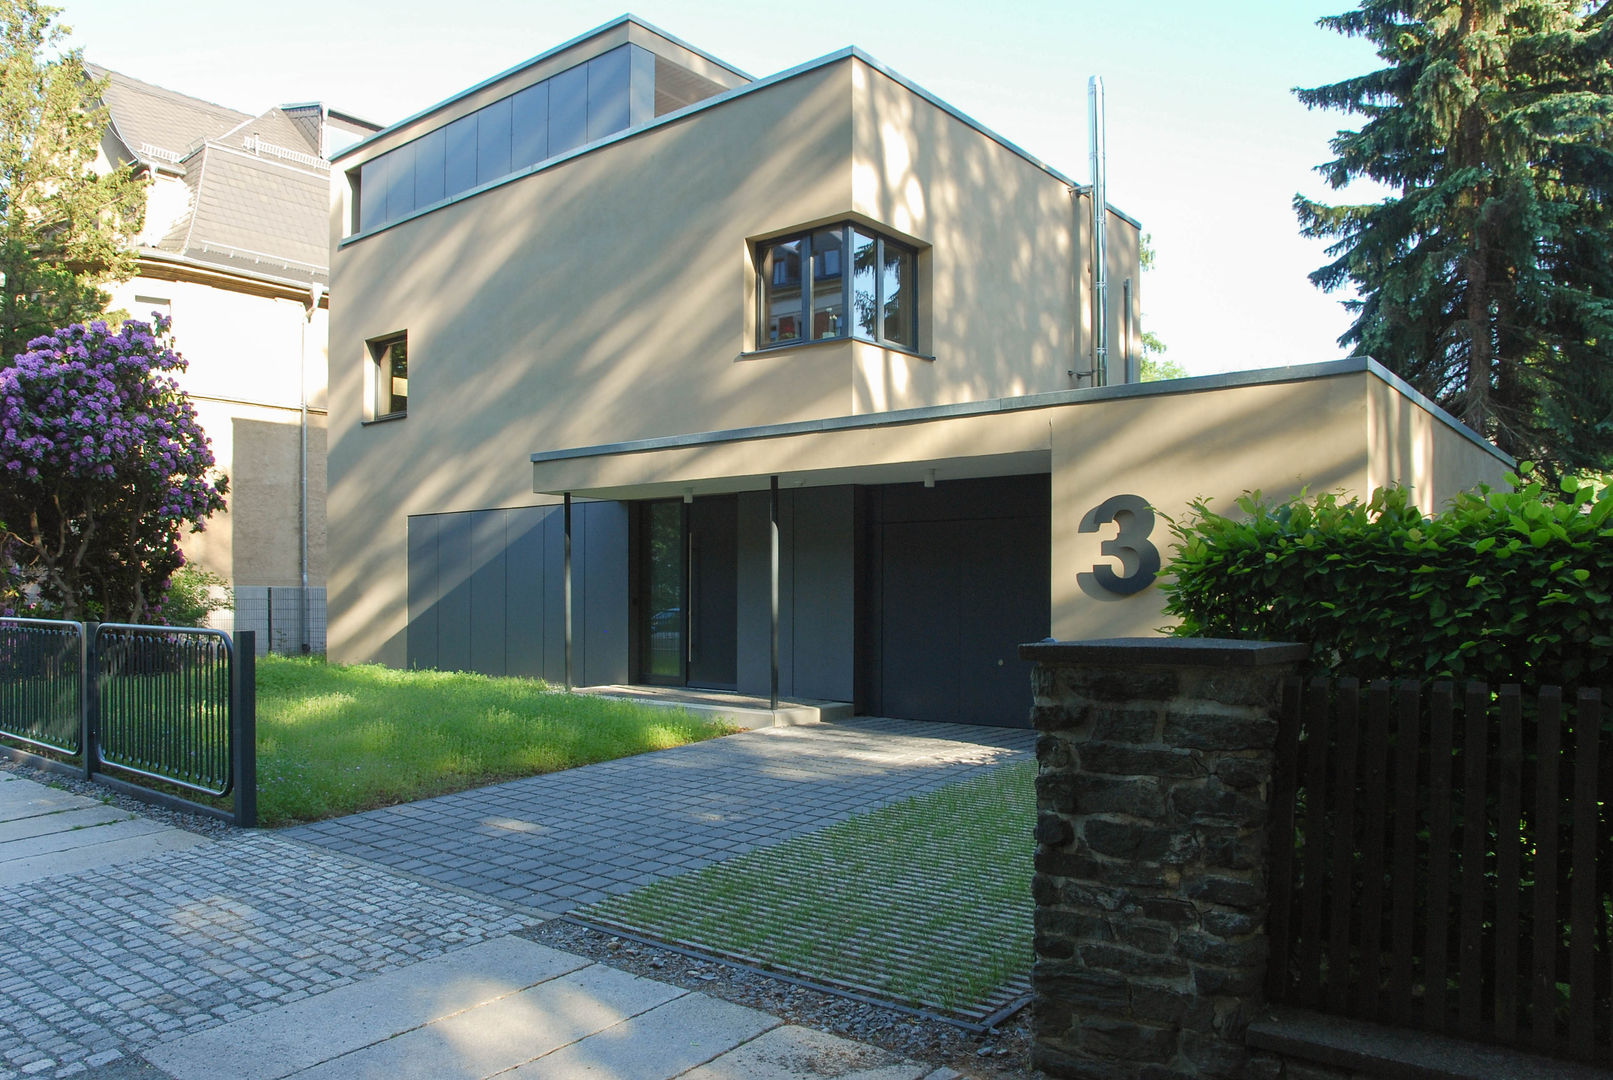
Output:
[
  {"xmin": 254, "ymin": 657, "xmax": 733, "ymax": 826},
  {"xmin": 576, "ymin": 758, "xmax": 1035, "ymax": 1017}
]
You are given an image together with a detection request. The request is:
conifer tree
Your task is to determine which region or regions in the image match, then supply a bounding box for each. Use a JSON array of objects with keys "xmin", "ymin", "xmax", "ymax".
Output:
[
  {"xmin": 0, "ymin": 0, "xmax": 144, "ymax": 359},
  {"xmin": 1296, "ymin": 1, "xmax": 1613, "ymax": 475}
]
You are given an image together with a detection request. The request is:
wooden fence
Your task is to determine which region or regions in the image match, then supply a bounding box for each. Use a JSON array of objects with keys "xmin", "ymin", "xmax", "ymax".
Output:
[{"xmin": 1267, "ymin": 678, "xmax": 1610, "ymax": 1065}]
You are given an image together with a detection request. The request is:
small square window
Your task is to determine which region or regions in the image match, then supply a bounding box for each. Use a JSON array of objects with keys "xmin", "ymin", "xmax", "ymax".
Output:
[{"xmin": 368, "ymin": 333, "xmax": 408, "ymax": 420}]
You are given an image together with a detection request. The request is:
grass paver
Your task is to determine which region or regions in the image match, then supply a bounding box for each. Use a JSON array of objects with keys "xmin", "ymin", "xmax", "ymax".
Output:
[{"xmin": 577, "ymin": 758, "xmax": 1035, "ymax": 1017}]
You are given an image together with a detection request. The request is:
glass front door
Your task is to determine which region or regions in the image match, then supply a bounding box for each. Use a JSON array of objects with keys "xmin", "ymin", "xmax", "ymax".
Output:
[{"xmin": 637, "ymin": 496, "xmax": 738, "ymax": 688}]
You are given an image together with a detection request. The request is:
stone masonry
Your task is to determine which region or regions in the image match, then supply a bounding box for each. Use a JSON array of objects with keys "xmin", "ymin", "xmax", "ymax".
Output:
[{"xmin": 1019, "ymin": 638, "xmax": 1308, "ymax": 1080}]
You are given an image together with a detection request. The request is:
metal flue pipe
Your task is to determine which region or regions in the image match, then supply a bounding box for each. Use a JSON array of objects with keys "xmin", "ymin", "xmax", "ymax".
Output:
[{"xmin": 1088, "ymin": 76, "xmax": 1109, "ymax": 386}]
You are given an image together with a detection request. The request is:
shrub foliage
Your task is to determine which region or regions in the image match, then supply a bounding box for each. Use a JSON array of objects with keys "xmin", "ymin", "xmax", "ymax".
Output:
[{"xmin": 1161, "ymin": 468, "xmax": 1613, "ymax": 686}]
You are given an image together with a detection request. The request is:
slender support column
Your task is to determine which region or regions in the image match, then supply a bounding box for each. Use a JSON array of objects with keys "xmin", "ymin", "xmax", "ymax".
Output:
[
  {"xmin": 769, "ymin": 476, "xmax": 779, "ymax": 711},
  {"xmin": 564, "ymin": 493, "xmax": 573, "ymax": 691}
]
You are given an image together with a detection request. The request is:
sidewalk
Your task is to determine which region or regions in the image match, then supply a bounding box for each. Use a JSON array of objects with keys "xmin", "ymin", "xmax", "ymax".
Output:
[{"xmin": 0, "ymin": 731, "xmax": 1001, "ymax": 1079}]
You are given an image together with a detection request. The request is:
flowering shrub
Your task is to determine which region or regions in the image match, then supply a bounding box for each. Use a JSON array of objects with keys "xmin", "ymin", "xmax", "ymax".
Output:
[{"xmin": 0, "ymin": 316, "xmax": 228, "ymax": 621}]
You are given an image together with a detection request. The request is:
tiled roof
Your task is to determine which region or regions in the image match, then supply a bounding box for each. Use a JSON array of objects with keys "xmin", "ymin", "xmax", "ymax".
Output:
[
  {"xmin": 88, "ymin": 63, "xmax": 250, "ymax": 170},
  {"xmin": 162, "ymin": 135, "xmax": 330, "ymax": 282}
]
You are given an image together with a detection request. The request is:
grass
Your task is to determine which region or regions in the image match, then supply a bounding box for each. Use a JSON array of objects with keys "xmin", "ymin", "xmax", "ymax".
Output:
[
  {"xmin": 254, "ymin": 656, "xmax": 734, "ymax": 826},
  {"xmin": 577, "ymin": 758, "xmax": 1036, "ymax": 1015}
]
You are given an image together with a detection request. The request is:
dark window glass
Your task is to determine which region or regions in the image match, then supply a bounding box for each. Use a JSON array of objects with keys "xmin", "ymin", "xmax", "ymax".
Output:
[
  {"xmin": 882, "ymin": 244, "xmax": 915, "ymax": 347},
  {"xmin": 642, "ymin": 501, "xmax": 685, "ymax": 679},
  {"xmin": 372, "ymin": 335, "xmax": 408, "ymax": 418},
  {"xmin": 444, "ymin": 114, "xmax": 478, "ymax": 197},
  {"xmin": 549, "ymin": 65, "xmax": 587, "ymax": 155},
  {"xmin": 586, "ymin": 46, "xmax": 631, "ymax": 141},
  {"xmin": 511, "ymin": 82, "xmax": 548, "ymax": 169},
  {"xmin": 385, "ymin": 141, "xmax": 416, "ymax": 222},
  {"xmin": 761, "ymin": 239, "xmax": 803, "ymax": 345},
  {"xmin": 413, "ymin": 126, "xmax": 446, "ymax": 207},
  {"xmin": 811, "ymin": 228, "xmax": 845, "ymax": 340},
  {"xmin": 477, "ymin": 97, "xmax": 512, "ymax": 186},
  {"xmin": 851, "ymin": 229, "xmax": 878, "ymax": 339},
  {"xmin": 358, "ymin": 158, "xmax": 386, "ymax": 232}
]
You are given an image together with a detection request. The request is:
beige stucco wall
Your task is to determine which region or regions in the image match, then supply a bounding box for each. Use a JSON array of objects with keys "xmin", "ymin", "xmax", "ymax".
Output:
[
  {"xmin": 105, "ymin": 274, "xmax": 328, "ymax": 588},
  {"xmin": 1049, "ymin": 368, "xmax": 1512, "ymax": 641},
  {"xmin": 327, "ymin": 52, "xmax": 1114, "ymax": 664}
]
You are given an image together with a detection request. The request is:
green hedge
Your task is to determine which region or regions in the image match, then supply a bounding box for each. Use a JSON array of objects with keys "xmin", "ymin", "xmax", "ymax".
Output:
[{"xmin": 1161, "ymin": 467, "xmax": 1613, "ymax": 686}]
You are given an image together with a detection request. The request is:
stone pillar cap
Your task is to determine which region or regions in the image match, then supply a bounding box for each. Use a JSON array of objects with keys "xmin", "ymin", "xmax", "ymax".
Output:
[{"xmin": 1018, "ymin": 637, "xmax": 1310, "ymax": 667}]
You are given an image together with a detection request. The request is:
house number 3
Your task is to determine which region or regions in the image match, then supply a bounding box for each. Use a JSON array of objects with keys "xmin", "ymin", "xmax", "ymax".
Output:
[{"xmin": 1078, "ymin": 494, "xmax": 1161, "ymax": 596}]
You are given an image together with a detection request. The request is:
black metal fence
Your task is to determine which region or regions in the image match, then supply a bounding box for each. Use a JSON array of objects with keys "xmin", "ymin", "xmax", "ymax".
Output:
[
  {"xmin": 0, "ymin": 618, "xmax": 256, "ymax": 826},
  {"xmin": 1268, "ymin": 678, "xmax": 1610, "ymax": 1066}
]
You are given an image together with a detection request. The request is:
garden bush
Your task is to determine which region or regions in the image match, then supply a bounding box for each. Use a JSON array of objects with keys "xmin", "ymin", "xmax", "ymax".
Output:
[{"xmin": 1161, "ymin": 466, "xmax": 1613, "ymax": 686}]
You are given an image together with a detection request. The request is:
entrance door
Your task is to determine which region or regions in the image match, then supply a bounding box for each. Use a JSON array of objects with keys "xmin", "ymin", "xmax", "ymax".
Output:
[{"xmin": 637, "ymin": 496, "xmax": 737, "ymax": 689}]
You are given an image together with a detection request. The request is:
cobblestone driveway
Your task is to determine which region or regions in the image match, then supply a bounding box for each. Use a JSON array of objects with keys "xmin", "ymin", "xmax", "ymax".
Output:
[{"xmin": 287, "ymin": 718, "xmax": 1034, "ymax": 912}]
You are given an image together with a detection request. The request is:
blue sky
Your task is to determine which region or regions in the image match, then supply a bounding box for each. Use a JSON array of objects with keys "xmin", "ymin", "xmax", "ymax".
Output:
[{"xmin": 62, "ymin": 0, "xmax": 1389, "ymax": 377}]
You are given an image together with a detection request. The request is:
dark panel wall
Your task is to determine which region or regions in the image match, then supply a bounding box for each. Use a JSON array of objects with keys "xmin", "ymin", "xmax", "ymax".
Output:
[
  {"xmin": 789, "ymin": 486, "xmax": 855, "ymax": 701},
  {"xmin": 406, "ymin": 502, "xmax": 627, "ymax": 683},
  {"xmin": 733, "ymin": 487, "xmax": 855, "ymax": 702},
  {"xmin": 867, "ymin": 475, "xmax": 1050, "ymax": 727}
]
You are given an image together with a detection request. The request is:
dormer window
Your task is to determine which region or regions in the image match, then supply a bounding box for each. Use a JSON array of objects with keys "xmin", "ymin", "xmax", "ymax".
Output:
[{"xmin": 757, "ymin": 224, "xmax": 916, "ymax": 351}]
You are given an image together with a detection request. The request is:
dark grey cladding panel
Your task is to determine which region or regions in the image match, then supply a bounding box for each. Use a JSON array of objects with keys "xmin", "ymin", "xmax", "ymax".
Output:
[
  {"xmin": 789, "ymin": 486, "xmax": 855, "ymax": 702},
  {"xmin": 735, "ymin": 490, "xmax": 777, "ymax": 698},
  {"xmin": 505, "ymin": 507, "xmax": 548, "ymax": 678},
  {"xmin": 582, "ymin": 501, "xmax": 630, "ymax": 687},
  {"xmin": 406, "ymin": 514, "xmax": 439, "ymax": 670},
  {"xmin": 436, "ymin": 513, "xmax": 473, "ymax": 674},
  {"xmin": 468, "ymin": 510, "xmax": 508, "ymax": 677},
  {"xmin": 405, "ymin": 502, "xmax": 626, "ymax": 685}
]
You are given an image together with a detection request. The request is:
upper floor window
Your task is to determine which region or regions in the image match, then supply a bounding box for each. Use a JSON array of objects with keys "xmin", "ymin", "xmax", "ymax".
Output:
[
  {"xmin": 757, "ymin": 224, "xmax": 916, "ymax": 351},
  {"xmin": 368, "ymin": 333, "xmax": 408, "ymax": 420}
]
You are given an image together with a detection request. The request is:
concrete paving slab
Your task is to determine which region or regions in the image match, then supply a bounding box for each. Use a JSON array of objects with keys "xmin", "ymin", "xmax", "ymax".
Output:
[
  {"xmin": 0, "ymin": 823, "xmax": 206, "ymax": 886},
  {"xmin": 683, "ymin": 1025, "xmax": 931, "ymax": 1079},
  {"xmin": 288, "ymin": 963, "xmax": 687, "ymax": 1080},
  {"xmin": 144, "ymin": 937, "xmax": 588, "ymax": 1080},
  {"xmin": 0, "ymin": 772, "xmax": 94, "ymax": 817},
  {"xmin": 502, "ymin": 991, "xmax": 781, "ymax": 1079},
  {"xmin": 0, "ymin": 814, "xmax": 160, "ymax": 858},
  {"xmin": 0, "ymin": 803, "xmax": 128, "ymax": 842}
]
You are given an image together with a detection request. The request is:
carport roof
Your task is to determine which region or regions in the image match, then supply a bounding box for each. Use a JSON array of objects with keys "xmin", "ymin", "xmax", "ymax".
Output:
[{"xmin": 530, "ymin": 358, "xmax": 1504, "ymax": 502}]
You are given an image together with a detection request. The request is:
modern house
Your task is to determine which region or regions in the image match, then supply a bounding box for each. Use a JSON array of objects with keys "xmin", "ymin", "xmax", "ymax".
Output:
[
  {"xmin": 93, "ymin": 66, "xmax": 379, "ymax": 650},
  {"xmin": 326, "ymin": 16, "xmax": 1509, "ymax": 726}
]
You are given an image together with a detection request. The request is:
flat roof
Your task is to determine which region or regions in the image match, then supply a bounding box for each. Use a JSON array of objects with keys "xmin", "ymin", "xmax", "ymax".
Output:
[{"xmin": 530, "ymin": 357, "xmax": 1510, "ymax": 470}]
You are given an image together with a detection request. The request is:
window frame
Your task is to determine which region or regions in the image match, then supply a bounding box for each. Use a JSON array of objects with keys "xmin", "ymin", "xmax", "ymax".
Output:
[
  {"xmin": 755, "ymin": 223, "xmax": 918, "ymax": 353},
  {"xmin": 366, "ymin": 332, "xmax": 409, "ymax": 423}
]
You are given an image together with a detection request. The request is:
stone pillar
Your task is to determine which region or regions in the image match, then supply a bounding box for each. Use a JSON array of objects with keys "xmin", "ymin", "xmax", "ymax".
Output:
[{"xmin": 1018, "ymin": 638, "xmax": 1308, "ymax": 1080}]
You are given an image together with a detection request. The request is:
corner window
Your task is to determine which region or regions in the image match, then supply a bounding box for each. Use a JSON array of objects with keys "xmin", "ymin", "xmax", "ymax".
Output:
[
  {"xmin": 757, "ymin": 224, "xmax": 915, "ymax": 351},
  {"xmin": 368, "ymin": 333, "xmax": 408, "ymax": 420}
]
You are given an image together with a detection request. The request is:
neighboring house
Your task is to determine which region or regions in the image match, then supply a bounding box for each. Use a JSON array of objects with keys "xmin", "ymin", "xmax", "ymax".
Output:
[
  {"xmin": 92, "ymin": 66, "xmax": 380, "ymax": 651},
  {"xmin": 326, "ymin": 16, "xmax": 1509, "ymax": 725}
]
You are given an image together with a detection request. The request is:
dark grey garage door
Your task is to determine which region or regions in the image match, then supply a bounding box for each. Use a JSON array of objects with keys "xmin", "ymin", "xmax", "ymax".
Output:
[{"xmin": 861, "ymin": 475, "xmax": 1049, "ymax": 727}]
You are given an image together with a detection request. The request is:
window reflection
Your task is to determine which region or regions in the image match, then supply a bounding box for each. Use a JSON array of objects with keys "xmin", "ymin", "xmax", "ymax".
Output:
[
  {"xmin": 811, "ymin": 229, "xmax": 844, "ymax": 340},
  {"xmin": 586, "ymin": 47, "xmax": 630, "ymax": 141},
  {"xmin": 762, "ymin": 239, "xmax": 803, "ymax": 344},
  {"xmin": 882, "ymin": 246, "xmax": 914, "ymax": 347},
  {"xmin": 476, "ymin": 97, "xmax": 512, "ymax": 186},
  {"xmin": 511, "ymin": 82, "xmax": 548, "ymax": 169},
  {"xmin": 851, "ymin": 230, "xmax": 877, "ymax": 339},
  {"xmin": 756, "ymin": 224, "xmax": 917, "ymax": 352},
  {"xmin": 444, "ymin": 114, "xmax": 477, "ymax": 198}
]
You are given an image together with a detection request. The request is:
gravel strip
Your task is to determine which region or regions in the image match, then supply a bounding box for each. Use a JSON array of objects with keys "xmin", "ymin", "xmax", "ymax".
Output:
[
  {"xmin": 0, "ymin": 754, "xmax": 239, "ymax": 841},
  {"xmin": 525, "ymin": 918, "xmax": 1037, "ymax": 1080}
]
